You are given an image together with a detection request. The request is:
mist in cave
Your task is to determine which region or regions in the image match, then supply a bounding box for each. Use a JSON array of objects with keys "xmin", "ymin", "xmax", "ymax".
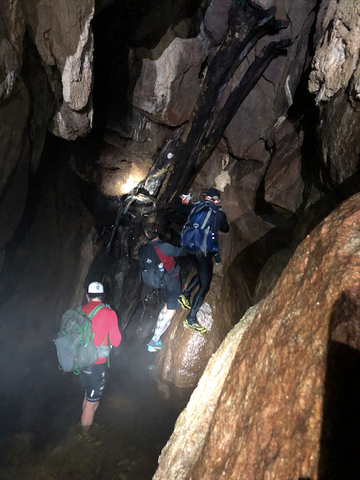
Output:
[{"xmin": 2, "ymin": 0, "xmax": 360, "ymax": 479}]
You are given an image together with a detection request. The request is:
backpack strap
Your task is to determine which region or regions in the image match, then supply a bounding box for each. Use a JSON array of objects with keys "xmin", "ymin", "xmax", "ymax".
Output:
[
  {"xmin": 76, "ymin": 304, "xmax": 112, "ymax": 367},
  {"xmin": 88, "ymin": 304, "xmax": 106, "ymax": 319},
  {"xmin": 201, "ymin": 207, "xmax": 213, "ymax": 229},
  {"xmin": 76, "ymin": 304, "xmax": 106, "ymax": 319}
]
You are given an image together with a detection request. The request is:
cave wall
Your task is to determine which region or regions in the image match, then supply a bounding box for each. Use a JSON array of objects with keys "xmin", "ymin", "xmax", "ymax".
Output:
[{"xmin": 0, "ymin": 0, "xmax": 96, "ymax": 272}]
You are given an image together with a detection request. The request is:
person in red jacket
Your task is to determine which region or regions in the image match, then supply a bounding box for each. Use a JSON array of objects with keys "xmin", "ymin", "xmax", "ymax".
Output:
[{"xmin": 79, "ymin": 282, "xmax": 121, "ymax": 437}]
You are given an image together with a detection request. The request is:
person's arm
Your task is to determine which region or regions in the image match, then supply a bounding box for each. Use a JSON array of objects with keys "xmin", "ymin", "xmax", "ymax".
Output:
[
  {"xmin": 218, "ymin": 209, "xmax": 229, "ymax": 233},
  {"xmin": 175, "ymin": 195, "xmax": 192, "ymax": 216},
  {"xmin": 107, "ymin": 310, "xmax": 122, "ymax": 347},
  {"xmin": 158, "ymin": 242, "xmax": 187, "ymax": 257}
]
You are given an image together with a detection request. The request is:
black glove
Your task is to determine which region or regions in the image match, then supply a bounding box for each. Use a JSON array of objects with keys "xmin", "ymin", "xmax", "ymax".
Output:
[{"xmin": 214, "ymin": 253, "xmax": 221, "ymax": 265}]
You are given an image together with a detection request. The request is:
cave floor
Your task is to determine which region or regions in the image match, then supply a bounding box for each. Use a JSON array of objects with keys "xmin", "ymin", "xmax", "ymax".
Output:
[{"xmin": 0, "ymin": 337, "xmax": 193, "ymax": 480}]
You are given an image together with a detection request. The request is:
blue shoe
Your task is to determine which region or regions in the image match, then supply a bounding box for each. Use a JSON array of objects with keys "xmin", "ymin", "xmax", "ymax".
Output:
[{"xmin": 147, "ymin": 340, "xmax": 162, "ymax": 352}]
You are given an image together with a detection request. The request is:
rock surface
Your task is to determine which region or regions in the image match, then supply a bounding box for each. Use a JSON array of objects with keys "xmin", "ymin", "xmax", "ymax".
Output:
[
  {"xmin": 264, "ymin": 120, "xmax": 304, "ymax": 215},
  {"xmin": 0, "ymin": 0, "xmax": 96, "ymax": 270},
  {"xmin": 309, "ymin": 0, "xmax": 360, "ymax": 185},
  {"xmin": 223, "ymin": 0, "xmax": 317, "ymax": 160},
  {"xmin": 309, "ymin": 0, "xmax": 360, "ymax": 104},
  {"xmin": 154, "ymin": 192, "xmax": 360, "ymax": 479},
  {"xmin": 131, "ymin": 36, "xmax": 208, "ymax": 126},
  {"xmin": 154, "ymin": 302, "xmax": 261, "ymax": 479}
]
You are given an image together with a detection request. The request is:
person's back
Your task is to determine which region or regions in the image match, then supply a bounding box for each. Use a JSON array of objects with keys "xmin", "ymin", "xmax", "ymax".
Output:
[
  {"xmin": 176, "ymin": 188, "xmax": 229, "ymax": 332},
  {"xmin": 140, "ymin": 226, "xmax": 186, "ymax": 352},
  {"xmin": 81, "ymin": 300, "xmax": 120, "ymax": 364},
  {"xmin": 79, "ymin": 282, "xmax": 121, "ymax": 438}
]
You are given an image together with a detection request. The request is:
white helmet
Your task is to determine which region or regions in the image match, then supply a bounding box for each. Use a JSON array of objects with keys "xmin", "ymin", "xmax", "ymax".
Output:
[{"xmin": 87, "ymin": 282, "xmax": 104, "ymax": 294}]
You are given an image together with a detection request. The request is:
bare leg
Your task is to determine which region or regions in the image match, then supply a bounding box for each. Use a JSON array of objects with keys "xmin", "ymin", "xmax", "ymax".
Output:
[{"xmin": 81, "ymin": 398, "xmax": 100, "ymax": 435}]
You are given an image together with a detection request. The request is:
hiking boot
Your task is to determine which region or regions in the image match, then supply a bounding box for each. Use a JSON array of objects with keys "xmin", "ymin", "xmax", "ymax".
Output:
[
  {"xmin": 183, "ymin": 318, "xmax": 206, "ymax": 333},
  {"xmin": 178, "ymin": 293, "xmax": 191, "ymax": 310},
  {"xmin": 147, "ymin": 340, "xmax": 162, "ymax": 352}
]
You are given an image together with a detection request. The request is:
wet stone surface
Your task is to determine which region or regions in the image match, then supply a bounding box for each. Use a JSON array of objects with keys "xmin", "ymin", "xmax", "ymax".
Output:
[{"xmin": 0, "ymin": 338, "xmax": 193, "ymax": 480}]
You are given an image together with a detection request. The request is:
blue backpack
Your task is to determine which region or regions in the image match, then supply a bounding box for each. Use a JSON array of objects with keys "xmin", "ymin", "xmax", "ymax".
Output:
[{"xmin": 180, "ymin": 201, "xmax": 219, "ymax": 255}]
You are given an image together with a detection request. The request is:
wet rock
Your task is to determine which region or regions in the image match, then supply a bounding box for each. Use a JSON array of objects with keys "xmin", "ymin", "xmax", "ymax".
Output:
[
  {"xmin": 154, "ymin": 192, "xmax": 360, "ymax": 479},
  {"xmin": 253, "ymin": 247, "xmax": 293, "ymax": 302},
  {"xmin": 155, "ymin": 270, "xmax": 232, "ymax": 388}
]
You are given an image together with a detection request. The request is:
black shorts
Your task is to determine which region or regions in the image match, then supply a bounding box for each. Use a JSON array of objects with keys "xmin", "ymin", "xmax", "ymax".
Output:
[
  {"xmin": 161, "ymin": 275, "xmax": 181, "ymax": 310},
  {"xmin": 80, "ymin": 363, "xmax": 107, "ymax": 402}
]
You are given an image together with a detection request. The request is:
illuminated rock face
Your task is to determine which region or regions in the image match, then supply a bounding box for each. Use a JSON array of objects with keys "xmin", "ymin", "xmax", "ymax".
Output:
[
  {"xmin": 0, "ymin": 0, "xmax": 95, "ymax": 268},
  {"xmin": 131, "ymin": 36, "xmax": 208, "ymax": 127},
  {"xmin": 309, "ymin": 0, "xmax": 360, "ymax": 184},
  {"xmin": 154, "ymin": 192, "xmax": 360, "ymax": 480}
]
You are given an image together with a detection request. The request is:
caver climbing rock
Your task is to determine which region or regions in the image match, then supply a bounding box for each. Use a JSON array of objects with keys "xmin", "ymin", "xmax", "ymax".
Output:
[
  {"xmin": 176, "ymin": 188, "xmax": 229, "ymax": 333},
  {"xmin": 139, "ymin": 226, "xmax": 186, "ymax": 352}
]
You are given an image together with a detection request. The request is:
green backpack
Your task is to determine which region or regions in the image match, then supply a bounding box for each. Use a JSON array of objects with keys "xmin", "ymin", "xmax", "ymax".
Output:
[{"xmin": 54, "ymin": 305, "xmax": 111, "ymax": 374}]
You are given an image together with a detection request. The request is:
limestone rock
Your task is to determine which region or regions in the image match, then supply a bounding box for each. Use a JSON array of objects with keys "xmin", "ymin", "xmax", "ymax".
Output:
[
  {"xmin": 52, "ymin": 100, "xmax": 93, "ymax": 141},
  {"xmin": 23, "ymin": 0, "xmax": 95, "ymax": 139},
  {"xmin": 309, "ymin": 0, "xmax": 360, "ymax": 104},
  {"xmin": 131, "ymin": 36, "xmax": 208, "ymax": 126},
  {"xmin": 155, "ymin": 269, "xmax": 232, "ymax": 388},
  {"xmin": 0, "ymin": 0, "xmax": 25, "ymax": 100},
  {"xmin": 253, "ymin": 247, "xmax": 293, "ymax": 302},
  {"xmin": 154, "ymin": 192, "xmax": 360, "ymax": 480},
  {"xmin": 203, "ymin": 0, "xmax": 232, "ymax": 46},
  {"xmin": 224, "ymin": 0, "xmax": 317, "ymax": 160},
  {"xmin": 106, "ymin": 106, "xmax": 173, "ymax": 144},
  {"xmin": 318, "ymin": 89, "xmax": 360, "ymax": 184}
]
